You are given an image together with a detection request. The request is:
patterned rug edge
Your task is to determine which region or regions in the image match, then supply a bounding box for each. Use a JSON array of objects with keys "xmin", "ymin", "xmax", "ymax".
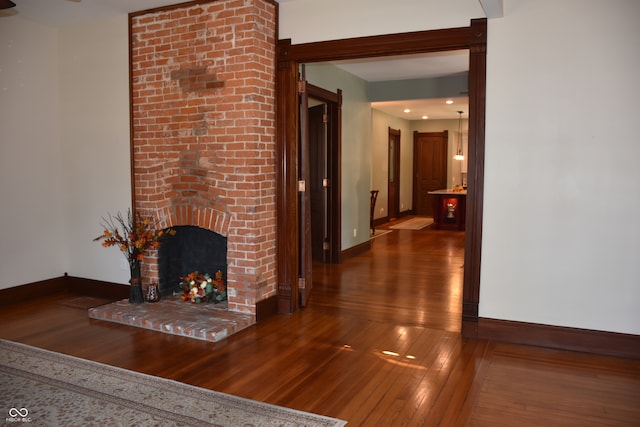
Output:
[{"xmin": 0, "ymin": 339, "xmax": 347, "ymax": 427}]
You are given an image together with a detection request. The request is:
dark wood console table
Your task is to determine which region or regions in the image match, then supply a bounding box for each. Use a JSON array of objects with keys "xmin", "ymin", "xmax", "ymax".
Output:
[{"xmin": 428, "ymin": 189, "xmax": 466, "ymax": 231}]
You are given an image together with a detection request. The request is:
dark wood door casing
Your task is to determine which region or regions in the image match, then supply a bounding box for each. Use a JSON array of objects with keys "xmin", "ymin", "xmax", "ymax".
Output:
[
  {"xmin": 276, "ymin": 20, "xmax": 487, "ymax": 330},
  {"xmin": 388, "ymin": 127, "xmax": 401, "ymax": 219}
]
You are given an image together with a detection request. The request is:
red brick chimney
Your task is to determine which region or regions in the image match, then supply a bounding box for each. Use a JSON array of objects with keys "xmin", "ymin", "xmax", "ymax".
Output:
[{"xmin": 130, "ymin": 0, "xmax": 277, "ymax": 315}]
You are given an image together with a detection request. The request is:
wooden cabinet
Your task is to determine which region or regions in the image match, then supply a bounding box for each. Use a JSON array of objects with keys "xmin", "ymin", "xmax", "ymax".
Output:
[{"xmin": 428, "ymin": 190, "xmax": 466, "ymax": 231}]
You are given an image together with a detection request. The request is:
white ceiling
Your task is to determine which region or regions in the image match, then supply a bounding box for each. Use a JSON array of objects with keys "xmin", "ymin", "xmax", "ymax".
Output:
[
  {"xmin": 330, "ymin": 51, "xmax": 469, "ymax": 120},
  {"xmin": 2, "ymin": 0, "xmax": 470, "ymax": 120}
]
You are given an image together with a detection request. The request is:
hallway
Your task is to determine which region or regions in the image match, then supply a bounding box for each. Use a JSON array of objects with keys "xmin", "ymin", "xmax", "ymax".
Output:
[{"xmin": 312, "ymin": 222, "xmax": 465, "ymax": 332}]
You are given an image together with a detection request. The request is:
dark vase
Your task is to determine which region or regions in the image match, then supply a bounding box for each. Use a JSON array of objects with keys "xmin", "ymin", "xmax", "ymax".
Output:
[
  {"xmin": 129, "ymin": 260, "xmax": 145, "ymax": 304},
  {"xmin": 146, "ymin": 282, "xmax": 160, "ymax": 303}
]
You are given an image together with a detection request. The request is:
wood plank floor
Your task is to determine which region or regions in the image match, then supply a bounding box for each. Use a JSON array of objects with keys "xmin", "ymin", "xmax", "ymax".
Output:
[{"xmin": 1, "ymin": 222, "xmax": 639, "ymax": 426}]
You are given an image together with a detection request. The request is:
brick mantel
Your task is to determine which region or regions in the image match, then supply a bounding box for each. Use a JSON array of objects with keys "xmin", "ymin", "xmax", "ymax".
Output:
[{"xmin": 130, "ymin": 0, "xmax": 278, "ymax": 315}]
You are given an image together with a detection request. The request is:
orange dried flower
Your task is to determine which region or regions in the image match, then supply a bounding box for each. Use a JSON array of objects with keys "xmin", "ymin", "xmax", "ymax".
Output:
[{"xmin": 93, "ymin": 209, "xmax": 174, "ymax": 267}]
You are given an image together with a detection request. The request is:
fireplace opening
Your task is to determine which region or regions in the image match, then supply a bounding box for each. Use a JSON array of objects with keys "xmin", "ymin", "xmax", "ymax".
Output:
[{"xmin": 158, "ymin": 226, "xmax": 227, "ymax": 298}]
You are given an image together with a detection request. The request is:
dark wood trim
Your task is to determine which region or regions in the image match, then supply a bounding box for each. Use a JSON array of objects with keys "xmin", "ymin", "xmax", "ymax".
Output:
[
  {"xmin": 276, "ymin": 39, "xmax": 300, "ymax": 314},
  {"xmin": 340, "ymin": 240, "xmax": 372, "ymax": 262},
  {"xmin": 276, "ymin": 20, "xmax": 487, "ymax": 316},
  {"xmin": 1, "ymin": 274, "xmax": 279, "ymax": 321},
  {"xmin": 466, "ymin": 317, "xmax": 640, "ymax": 360},
  {"xmin": 256, "ymin": 295, "xmax": 279, "ymax": 322},
  {"xmin": 0, "ymin": 275, "xmax": 129, "ymax": 306},
  {"xmin": 65, "ymin": 276, "xmax": 130, "ymax": 300},
  {"xmin": 461, "ymin": 18, "xmax": 487, "ymax": 326},
  {"xmin": 0, "ymin": 276, "xmax": 68, "ymax": 306},
  {"xmin": 287, "ymin": 27, "xmax": 471, "ymax": 63},
  {"xmin": 388, "ymin": 127, "xmax": 401, "ymax": 219},
  {"xmin": 306, "ymin": 83, "xmax": 340, "ymax": 103},
  {"xmin": 373, "ymin": 216, "xmax": 389, "ymax": 227}
]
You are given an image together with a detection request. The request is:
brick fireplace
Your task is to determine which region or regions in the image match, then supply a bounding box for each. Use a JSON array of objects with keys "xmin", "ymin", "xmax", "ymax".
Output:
[{"xmin": 129, "ymin": 0, "xmax": 278, "ymax": 316}]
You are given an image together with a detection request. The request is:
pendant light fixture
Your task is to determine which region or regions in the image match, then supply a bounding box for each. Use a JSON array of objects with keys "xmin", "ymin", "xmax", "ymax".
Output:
[{"xmin": 454, "ymin": 110, "xmax": 464, "ymax": 161}]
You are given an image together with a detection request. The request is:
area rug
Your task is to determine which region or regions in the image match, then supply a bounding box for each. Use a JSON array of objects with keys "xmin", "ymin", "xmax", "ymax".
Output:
[
  {"xmin": 0, "ymin": 340, "xmax": 347, "ymax": 427},
  {"xmin": 389, "ymin": 217, "xmax": 434, "ymax": 230}
]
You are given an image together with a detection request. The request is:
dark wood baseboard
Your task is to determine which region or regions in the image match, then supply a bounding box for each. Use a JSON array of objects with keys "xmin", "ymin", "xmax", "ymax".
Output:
[
  {"xmin": 1, "ymin": 275, "xmax": 277, "ymax": 321},
  {"xmin": 373, "ymin": 216, "xmax": 389, "ymax": 228},
  {"xmin": 341, "ymin": 239, "xmax": 371, "ymax": 262},
  {"xmin": 0, "ymin": 275, "xmax": 129, "ymax": 306},
  {"xmin": 256, "ymin": 294, "xmax": 278, "ymax": 322},
  {"xmin": 463, "ymin": 317, "xmax": 640, "ymax": 360},
  {"xmin": 65, "ymin": 275, "xmax": 130, "ymax": 300},
  {"xmin": 0, "ymin": 276, "xmax": 68, "ymax": 306}
]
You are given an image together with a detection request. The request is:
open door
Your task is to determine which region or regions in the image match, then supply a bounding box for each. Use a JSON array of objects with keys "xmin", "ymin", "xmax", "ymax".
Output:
[
  {"xmin": 298, "ymin": 66, "xmax": 313, "ymax": 307},
  {"xmin": 308, "ymin": 102, "xmax": 329, "ymax": 263}
]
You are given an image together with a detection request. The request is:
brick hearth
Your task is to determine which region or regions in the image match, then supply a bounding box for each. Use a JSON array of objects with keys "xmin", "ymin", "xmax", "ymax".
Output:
[{"xmin": 89, "ymin": 298, "xmax": 253, "ymax": 342}]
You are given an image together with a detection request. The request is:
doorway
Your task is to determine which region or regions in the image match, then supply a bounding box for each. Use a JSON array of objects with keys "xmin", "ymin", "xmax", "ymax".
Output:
[
  {"xmin": 306, "ymin": 84, "xmax": 342, "ymax": 265},
  {"xmin": 413, "ymin": 131, "xmax": 448, "ymax": 217},
  {"xmin": 276, "ymin": 20, "xmax": 487, "ymax": 325},
  {"xmin": 388, "ymin": 127, "xmax": 401, "ymax": 220}
]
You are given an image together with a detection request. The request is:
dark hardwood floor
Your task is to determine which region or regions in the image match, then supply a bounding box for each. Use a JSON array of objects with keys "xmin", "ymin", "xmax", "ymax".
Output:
[{"xmin": 1, "ymin": 222, "xmax": 639, "ymax": 426}]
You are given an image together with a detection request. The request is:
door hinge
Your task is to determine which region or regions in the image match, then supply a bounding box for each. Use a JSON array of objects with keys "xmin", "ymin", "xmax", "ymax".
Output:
[
  {"xmin": 322, "ymin": 178, "xmax": 329, "ymax": 187},
  {"xmin": 298, "ymin": 180, "xmax": 306, "ymax": 192},
  {"xmin": 323, "ymin": 241, "xmax": 330, "ymax": 251},
  {"xmin": 323, "ymin": 113, "xmax": 328, "ymax": 123},
  {"xmin": 298, "ymin": 80, "xmax": 306, "ymax": 94}
]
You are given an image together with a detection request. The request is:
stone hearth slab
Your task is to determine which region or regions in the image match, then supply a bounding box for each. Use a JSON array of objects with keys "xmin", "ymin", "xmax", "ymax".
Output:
[{"xmin": 88, "ymin": 297, "xmax": 254, "ymax": 342}]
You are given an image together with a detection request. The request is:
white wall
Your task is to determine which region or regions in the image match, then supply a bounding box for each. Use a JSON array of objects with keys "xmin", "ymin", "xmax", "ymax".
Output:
[
  {"xmin": 280, "ymin": 0, "xmax": 640, "ymax": 335},
  {"xmin": 0, "ymin": 18, "xmax": 66, "ymax": 288},
  {"xmin": 305, "ymin": 63, "xmax": 372, "ymax": 249},
  {"xmin": 0, "ymin": 15, "xmax": 131, "ymax": 290},
  {"xmin": 58, "ymin": 16, "xmax": 132, "ymax": 284},
  {"xmin": 481, "ymin": 0, "xmax": 640, "ymax": 334},
  {"xmin": 279, "ymin": 0, "xmax": 485, "ymax": 43}
]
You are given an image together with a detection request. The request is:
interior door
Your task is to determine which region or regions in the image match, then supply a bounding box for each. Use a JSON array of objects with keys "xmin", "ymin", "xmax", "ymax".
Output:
[
  {"xmin": 298, "ymin": 68, "xmax": 312, "ymax": 307},
  {"xmin": 388, "ymin": 128, "xmax": 401, "ymax": 219},
  {"xmin": 413, "ymin": 131, "xmax": 448, "ymax": 217},
  {"xmin": 309, "ymin": 102, "xmax": 328, "ymax": 262},
  {"xmin": 307, "ymin": 83, "xmax": 342, "ymax": 265}
]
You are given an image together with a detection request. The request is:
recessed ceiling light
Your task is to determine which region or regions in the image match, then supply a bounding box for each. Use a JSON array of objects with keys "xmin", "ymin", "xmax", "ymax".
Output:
[
  {"xmin": 403, "ymin": 109, "xmax": 411, "ymax": 113},
  {"xmin": 445, "ymin": 100, "xmax": 454, "ymax": 105},
  {"xmin": 421, "ymin": 115, "xmax": 428, "ymax": 120}
]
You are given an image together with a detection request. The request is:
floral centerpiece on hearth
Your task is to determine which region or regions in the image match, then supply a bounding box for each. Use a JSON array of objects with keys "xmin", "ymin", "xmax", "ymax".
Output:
[
  {"xmin": 94, "ymin": 209, "xmax": 175, "ymax": 304},
  {"xmin": 179, "ymin": 270, "xmax": 226, "ymax": 304}
]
